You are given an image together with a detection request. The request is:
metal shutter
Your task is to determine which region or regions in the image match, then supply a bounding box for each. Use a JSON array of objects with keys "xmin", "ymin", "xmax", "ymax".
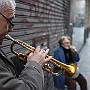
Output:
[{"xmin": 1, "ymin": 0, "xmax": 70, "ymax": 57}]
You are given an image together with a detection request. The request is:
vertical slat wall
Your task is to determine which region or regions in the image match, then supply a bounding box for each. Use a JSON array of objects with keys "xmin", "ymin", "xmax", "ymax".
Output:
[{"xmin": 1, "ymin": 0, "xmax": 70, "ymax": 89}]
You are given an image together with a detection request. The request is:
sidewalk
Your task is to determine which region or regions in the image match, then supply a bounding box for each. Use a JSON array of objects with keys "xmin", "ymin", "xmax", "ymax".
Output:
[
  {"xmin": 77, "ymin": 34, "xmax": 90, "ymax": 90},
  {"xmin": 72, "ymin": 27, "xmax": 84, "ymax": 52}
]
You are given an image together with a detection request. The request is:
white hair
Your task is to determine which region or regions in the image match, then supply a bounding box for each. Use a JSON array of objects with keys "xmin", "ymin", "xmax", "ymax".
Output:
[{"xmin": 0, "ymin": 0, "xmax": 16, "ymax": 13}]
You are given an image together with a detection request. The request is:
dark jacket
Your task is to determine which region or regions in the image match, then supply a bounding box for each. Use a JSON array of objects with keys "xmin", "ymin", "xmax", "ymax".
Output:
[
  {"xmin": 0, "ymin": 49, "xmax": 44, "ymax": 90},
  {"xmin": 53, "ymin": 47, "xmax": 80, "ymax": 89}
]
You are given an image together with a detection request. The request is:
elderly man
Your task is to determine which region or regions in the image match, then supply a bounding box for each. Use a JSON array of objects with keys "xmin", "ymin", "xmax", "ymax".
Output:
[{"xmin": 0, "ymin": 0, "xmax": 51, "ymax": 90}]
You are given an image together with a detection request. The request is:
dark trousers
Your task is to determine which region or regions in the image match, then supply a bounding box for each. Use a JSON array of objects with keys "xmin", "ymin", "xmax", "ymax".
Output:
[{"xmin": 65, "ymin": 73, "xmax": 87, "ymax": 90}]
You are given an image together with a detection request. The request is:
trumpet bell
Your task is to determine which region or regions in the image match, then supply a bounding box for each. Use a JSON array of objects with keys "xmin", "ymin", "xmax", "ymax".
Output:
[
  {"xmin": 71, "ymin": 66, "xmax": 79, "ymax": 78},
  {"xmin": 64, "ymin": 63, "xmax": 77, "ymax": 77}
]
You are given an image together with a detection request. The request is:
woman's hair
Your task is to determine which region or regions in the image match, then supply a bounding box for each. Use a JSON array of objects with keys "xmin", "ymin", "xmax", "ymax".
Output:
[
  {"xmin": 58, "ymin": 35, "xmax": 71, "ymax": 46},
  {"xmin": 0, "ymin": 0, "xmax": 16, "ymax": 13}
]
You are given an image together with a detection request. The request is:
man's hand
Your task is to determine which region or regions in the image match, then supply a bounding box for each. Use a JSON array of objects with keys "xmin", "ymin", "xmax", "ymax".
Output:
[{"xmin": 27, "ymin": 46, "xmax": 52, "ymax": 67}]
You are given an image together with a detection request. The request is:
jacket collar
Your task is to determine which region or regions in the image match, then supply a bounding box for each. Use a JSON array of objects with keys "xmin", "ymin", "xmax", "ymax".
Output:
[{"xmin": 0, "ymin": 48, "xmax": 15, "ymax": 66}]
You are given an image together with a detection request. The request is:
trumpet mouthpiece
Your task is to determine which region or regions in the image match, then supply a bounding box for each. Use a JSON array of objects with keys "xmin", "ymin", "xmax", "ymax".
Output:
[{"xmin": 5, "ymin": 34, "xmax": 14, "ymax": 41}]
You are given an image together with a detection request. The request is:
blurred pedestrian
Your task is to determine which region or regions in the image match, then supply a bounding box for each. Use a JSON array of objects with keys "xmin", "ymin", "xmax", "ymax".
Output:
[{"xmin": 53, "ymin": 35, "xmax": 87, "ymax": 90}]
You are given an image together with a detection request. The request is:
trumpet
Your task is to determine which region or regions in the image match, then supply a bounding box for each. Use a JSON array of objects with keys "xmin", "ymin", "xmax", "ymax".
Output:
[{"xmin": 5, "ymin": 34, "xmax": 78, "ymax": 77}]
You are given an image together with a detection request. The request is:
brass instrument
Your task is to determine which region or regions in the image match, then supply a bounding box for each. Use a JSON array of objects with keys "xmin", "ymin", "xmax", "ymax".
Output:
[{"xmin": 5, "ymin": 34, "xmax": 77, "ymax": 77}]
